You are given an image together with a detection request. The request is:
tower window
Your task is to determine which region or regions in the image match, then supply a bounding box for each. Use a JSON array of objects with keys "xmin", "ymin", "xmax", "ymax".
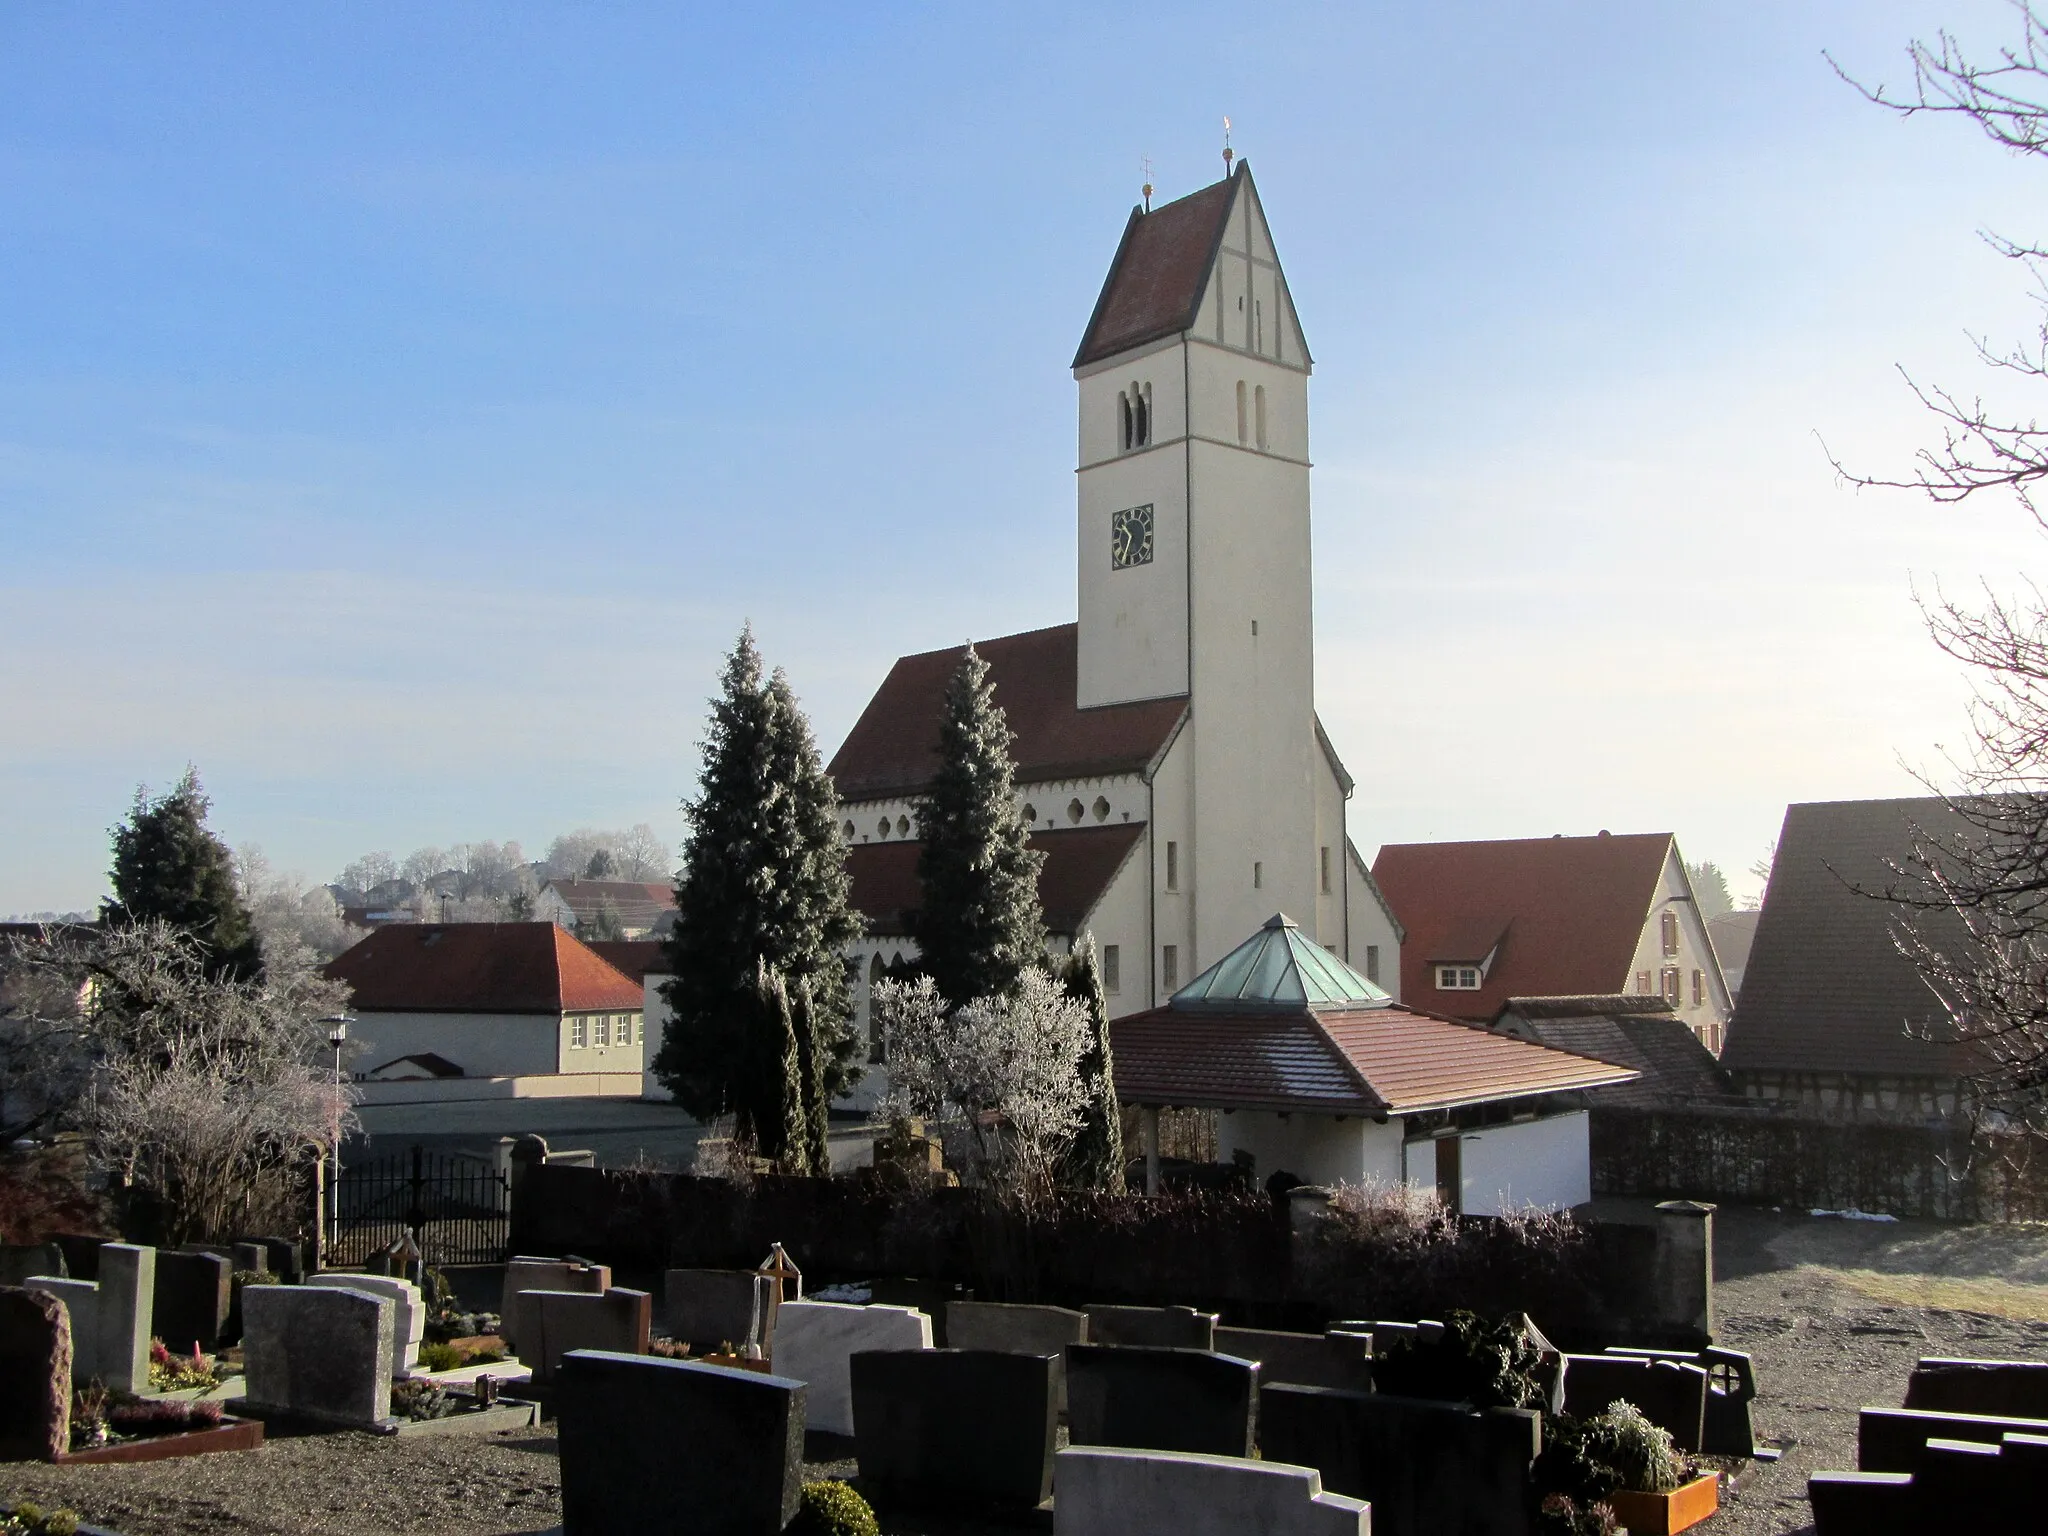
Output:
[
  {"xmin": 1253, "ymin": 861, "xmax": 1263, "ymax": 890},
  {"xmin": 1365, "ymin": 944, "xmax": 1381, "ymax": 983},
  {"xmin": 1236, "ymin": 380, "xmax": 1248, "ymax": 444},
  {"xmin": 877, "ymin": 817, "xmax": 891, "ymax": 840},
  {"xmin": 1320, "ymin": 846, "xmax": 1331, "ymax": 894},
  {"xmin": 1119, "ymin": 392, "xmax": 1133, "ymax": 451},
  {"xmin": 1162, "ymin": 945, "xmax": 1179, "ymax": 991},
  {"xmin": 1104, "ymin": 944, "xmax": 1121, "ymax": 994},
  {"xmin": 897, "ymin": 814, "xmax": 911, "ymax": 837},
  {"xmin": 1165, "ymin": 841, "xmax": 1179, "ymax": 891},
  {"xmin": 1255, "ymin": 384, "xmax": 1268, "ymax": 450},
  {"xmin": 1021, "ymin": 802, "xmax": 1037, "ymax": 825},
  {"xmin": 843, "ymin": 820, "xmax": 855, "ymax": 839},
  {"xmin": 1068, "ymin": 798, "xmax": 1085, "ymax": 824},
  {"xmin": 1256, "ymin": 299, "xmax": 1264, "ymax": 354},
  {"xmin": 1137, "ymin": 383, "xmax": 1152, "ymax": 446},
  {"xmin": 1092, "ymin": 795, "xmax": 1110, "ymax": 822}
]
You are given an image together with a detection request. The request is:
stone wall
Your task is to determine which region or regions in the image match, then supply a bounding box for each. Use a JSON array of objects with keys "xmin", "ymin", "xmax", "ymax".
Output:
[{"xmin": 1588, "ymin": 1105, "xmax": 2048, "ymax": 1221}]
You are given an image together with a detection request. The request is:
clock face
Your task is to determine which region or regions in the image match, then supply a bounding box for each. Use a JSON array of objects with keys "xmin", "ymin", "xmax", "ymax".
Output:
[{"xmin": 1111, "ymin": 503, "xmax": 1155, "ymax": 570}]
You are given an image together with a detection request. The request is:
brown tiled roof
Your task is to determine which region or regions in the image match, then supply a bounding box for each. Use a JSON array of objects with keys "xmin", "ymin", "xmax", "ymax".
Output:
[
  {"xmin": 846, "ymin": 823, "xmax": 1146, "ymax": 938},
  {"xmin": 1721, "ymin": 798, "xmax": 1977, "ymax": 1080},
  {"xmin": 827, "ymin": 624, "xmax": 1187, "ymax": 802},
  {"xmin": 1073, "ymin": 171, "xmax": 1239, "ymax": 368},
  {"xmin": 1492, "ymin": 999, "xmax": 1733, "ymax": 1109},
  {"xmin": 1112, "ymin": 1003, "xmax": 1637, "ymax": 1114},
  {"xmin": 539, "ymin": 879, "xmax": 675, "ymax": 927},
  {"xmin": 325, "ymin": 924, "xmax": 642, "ymax": 1015},
  {"xmin": 587, "ymin": 939, "xmax": 667, "ymax": 984},
  {"xmin": 1373, "ymin": 833, "xmax": 1673, "ymax": 1022}
]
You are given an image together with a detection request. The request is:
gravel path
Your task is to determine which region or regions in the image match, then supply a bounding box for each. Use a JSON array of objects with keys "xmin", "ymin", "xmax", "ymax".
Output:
[{"xmin": 8, "ymin": 1206, "xmax": 2045, "ymax": 1536}]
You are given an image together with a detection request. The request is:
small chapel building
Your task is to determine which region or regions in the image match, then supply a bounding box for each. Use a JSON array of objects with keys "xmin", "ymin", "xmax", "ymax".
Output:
[{"xmin": 827, "ymin": 163, "xmax": 1404, "ymax": 1075}]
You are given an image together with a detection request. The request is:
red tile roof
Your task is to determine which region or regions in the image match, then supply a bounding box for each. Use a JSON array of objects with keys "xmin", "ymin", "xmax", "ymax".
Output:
[
  {"xmin": 1372, "ymin": 833, "xmax": 1673, "ymax": 1022},
  {"xmin": 1073, "ymin": 171, "xmax": 1240, "ymax": 368},
  {"xmin": 325, "ymin": 924, "xmax": 643, "ymax": 1015},
  {"xmin": 826, "ymin": 624, "xmax": 1187, "ymax": 802},
  {"xmin": 1112, "ymin": 1003, "xmax": 1637, "ymax": 1114},
  {"xmin": 845, "ymin": 822, "xmax": 1147, "ymax": 938}
]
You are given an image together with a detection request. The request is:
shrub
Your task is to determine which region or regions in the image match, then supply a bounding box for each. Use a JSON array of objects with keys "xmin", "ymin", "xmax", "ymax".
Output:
[
  {"xmin": 391, "ymin": 1378, "xmax": 457, "ymax": 1421},
  {"xmin": 416, "ymin": 1341, "xmax": 462, "ymax": 1373},
  {"xmin": 787, "ymin": 1481, "xmax": 878, "ymax": 1536},
  {"xmin": 4, "ymin": 1503, "xmax": 83, "ymax": 1536},
  {"xmin": 1536, "ymin": 1402, "xmax": 1685, "ymax": 1506},
  {"xmin": 1371, "ymin": 1309, "xmax": 1554, "ymax": 1410},
  {"xmin": 1534, "ymin": 1493, "xmax": 1619, "ymax": 1536}
]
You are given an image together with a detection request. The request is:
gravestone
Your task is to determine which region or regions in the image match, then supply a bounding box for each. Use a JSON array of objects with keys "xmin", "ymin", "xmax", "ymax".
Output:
[
  {"xmin": 1905, "ymin": 1357, "xmax": 2048, "ymax": 1419},
  {"xmin": 1806, "ymin": 1470, "xmax": 1914, "ymax": 1536},
  {"xmin": 664, "ymin": 1268, "xmax": 773, "ymax": 1352},
  {"xmin": 517, "ymin": 1288, "xmax": 652, "ymax": 1386},
  {"xmin": 27, "ymin": 1243, "xmax": 154, "ymax": 1394},
  {"xmin": 1216, "ymin": 1327, "xmax": 1374, "ymax": 1395},
  {"xmin": 557, "ymin": 1349, "xmax": 805, "ymax": 1536},
  {"xmin": 154, "ymin": 1250, "xmax": 233, "ymax": 1354},
  {"xmin": 1084, "ymin": 1303, "xmax": 1217, "ymax": 1350},
  {"xmin": 947, "ymin": 1300, "xmax": 1089, "ymax": 1411},
  {"xmin": 1859, "ymin": 1405, "xmax": 2048, "ymax": 1471},
  {"xmin": 1601, "ymin": 1344, "xmax": 1757, "ymax": 1455},
  {"xmin": 851, "ymin": 1348, "xmax": 1056, "ymax": 1509},
  {"xmin": 0, "ymin": 1286, "xmax": 72, "ymax": 1461},
  {"xmin": 1065, "ymin": 1345, "xmax": 1258, "ymax": 1458},
  {"xmin": 51, "ymin": 1233, "xmax": 104, "ymax": 1280},
  {"xmin": 238, "ymin": 1282, "xmax": 395, "ymax": 1429},
  {"xmin": 247, "ymin": 1235, "xmax": 303, "ymax": 1282},
  {"xmin": 1562, "ymin": 1353, "xmax": 1708, "ymax": 1451},
  {"xmin": 306, "ymin": 1273, "xmax": 425, "ymax": 1374},
  {"xmin": 1261, "ymin": 1384, "xmax": 1541, "ymax": 1536},
  {"xmin": 1053, "ymin": 1446, "xmax": 1369, "ymax": 1536},
  {"xmin": 0, "ymin": 1243, "xmax": 65, "ymax": 1288},
  {"xmin": 232, "ymin": 1242, "xmax": 270, "ymax": 1275},
  {"xmin": 500, "ymin": 1256, "xmax": 609, "ymax": 1348},
  {"xmin": 772, "ymin": 1300, "xmax": 932, "ymax": 1436}
]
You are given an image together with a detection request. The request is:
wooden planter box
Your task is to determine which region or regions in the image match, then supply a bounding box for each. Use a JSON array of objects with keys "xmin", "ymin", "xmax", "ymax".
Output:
[
  {"xmin": 56, "ymin": 1416, "xmax": 264, "ymax": 1466},
  {"xmin": 1608, "ymin": 1473, "xmax": 1720, "ymax": 1535}
]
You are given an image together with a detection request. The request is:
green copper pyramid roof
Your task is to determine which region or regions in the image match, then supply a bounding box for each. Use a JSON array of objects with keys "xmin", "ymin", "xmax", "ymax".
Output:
[{"xmin": 1170, "ymin": 913, "xmax": 1392, "ymax": 1012}]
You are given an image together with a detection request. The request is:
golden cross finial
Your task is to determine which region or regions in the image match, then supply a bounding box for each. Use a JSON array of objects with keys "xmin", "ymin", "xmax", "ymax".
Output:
[
  {"xmin": 1222, "ymin": 115, "xmax": 1234, "ymax": 175},
  {"xmin": 1141, "ymin": 155, "xmax": 1154, "ymax": 212}
]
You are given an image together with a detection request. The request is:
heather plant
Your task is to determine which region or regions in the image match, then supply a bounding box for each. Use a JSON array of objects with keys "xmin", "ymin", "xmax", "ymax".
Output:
[
  {"xmin": 147, "ymin": 1337, "xmax": 220, "ymax": 1392},
  {"xmin": 788, "ymin": 1481, "xmax": 878, "ymax": 1536}
]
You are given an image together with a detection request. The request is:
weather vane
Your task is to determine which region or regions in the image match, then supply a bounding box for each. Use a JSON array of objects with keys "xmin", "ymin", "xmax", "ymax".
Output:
[
  {"xmin": 1222, "ymin": 115, "xmax": 1234, "ymax": 175},
  {"xmin": 1141, "ymin": 156, "xmax": 1154, "ymax": 212}
]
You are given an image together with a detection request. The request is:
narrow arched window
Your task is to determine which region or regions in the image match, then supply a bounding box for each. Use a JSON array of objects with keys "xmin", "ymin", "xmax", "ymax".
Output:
[
  {"xmin": 1119, "ymin": 392, "xmax": 1133, "ymax": 451},
  {"xmin": 1137, "ymin": 383, "xmax": 1152, "ymax": 446},
  {"xmin": 1255, "ymin": 384, "xmax": 1268, "ymax": 450},
  {"xmin": 1236, "ymin": 381, "xmax": 1248, "ymax": 444}
]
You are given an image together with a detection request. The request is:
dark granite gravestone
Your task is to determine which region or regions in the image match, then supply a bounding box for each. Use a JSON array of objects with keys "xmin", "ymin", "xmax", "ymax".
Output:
[
  {"xmin": 1261, "ymin": 1383, "xmax": 1542, "ymax": 1536},
  {"xmin": 246, "ymin": 1236, "xmax": 302, "ymax": 1282},
  {"xmin": 232, "ymin": 1242, "xmax": 270, "ymax": 1275},
  {"xmin": 0, "ymin": 1286, "xmax": 71, "ymax": 1461},
  {"xmin": 1216, "ymin": 1327, "xmax": 1374, "ymax": 1395},
  {"xmin": 154, "ymin": 1250, "xmax": 233, "ymax": 1353},
  {"xmin": 663, "ymin": 1268, "xmax": 771, "ymax": 1351},
  {"xmin": 0, "ymin": 1244, "xmax": 65, "ymax": 1288},
  {"xmin": 850, "ymin": 1348, "xmax": 1055, "ymax": 1510},
  {"xmin": 1806, "ymin": 1470, "xmax": 1915, "ymax": 1536},
  {"xmin": 1905, "ymin": 1358, "xmax": 2048, "ymax": 1419},
  {"xmin": 1859, "ymin": 1405, "xmax": 2048, "ymax": 1471},
  {"xmin": 1600, "ymin": 1344, "xmax": 1757, "ymax": 1455},
  {"xmin": 1065, "ymin": 1345, "xmax": 1257, "ymax": 1458},
  {"xmin": 1562, "ymin": 1353, "xmax": 1708, "ymax": 1451},
  {"xmin": 520, "ymin": 1288, "xmax": 652, "ymax": 1385},
  {"xmin": 51, "ymin": 1233, "xmax": 104, "ymax": 1281},
  {"xmin": 1084, "ymin": 1303, "xmax": 1217, "ymax": 1350},
  {"xmin": 557, "ymin": 1349, "xmax": 805, "ymax": 1536}
]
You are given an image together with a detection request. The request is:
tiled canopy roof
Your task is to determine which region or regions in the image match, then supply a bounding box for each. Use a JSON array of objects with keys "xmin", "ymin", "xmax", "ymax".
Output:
[
  {"xmin": 1721, "ymin": 797, "xmax": 1978, "ymax": 1079},
  {"xmin": 1372, "ymin": 832, "xmax": 1674, "ymax": 1021},
  {"xmin": 846, "ymin": 823, "xmax": 1145, "ymax": 939},
  {"xmin": 1073, "ymin": 171, "xmax": 1239, "ymax": 368},
  {"xmin": 325, "ymin": 924, "xmax": 643, "ymax": 1015},
  {"xmin": 827, "ymin": 624, "xmax": 1187, "ymax": 802}
]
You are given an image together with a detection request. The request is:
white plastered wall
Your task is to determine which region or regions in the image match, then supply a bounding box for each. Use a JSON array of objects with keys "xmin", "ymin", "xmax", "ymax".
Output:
[
  {"xmin": 350, "ymin": 1010, "xmax": 561, "ymax": 1079},
  {"xmin": 1453, "ymin": 1112, "xmax": 1592, "ymax": 1214},
  {"xmin": 1216, "ymin": 1110, "xmax": 1403, "ymax": 1189},
  {"xmin": 1344, "ymin": 843, "xmax": 1404, "ymax": 1002}
]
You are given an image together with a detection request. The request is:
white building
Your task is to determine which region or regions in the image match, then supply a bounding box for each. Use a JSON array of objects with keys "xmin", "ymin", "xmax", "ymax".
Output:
[{"xmin": 827, "ymin": 163, "xmax": 1404, "ymax": 1058}]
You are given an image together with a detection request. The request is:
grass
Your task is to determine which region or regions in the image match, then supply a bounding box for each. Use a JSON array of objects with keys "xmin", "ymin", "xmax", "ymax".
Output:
[{"xmin": 1805, "ymin": 1262, "xmax": 2048, "ymax": 1322}]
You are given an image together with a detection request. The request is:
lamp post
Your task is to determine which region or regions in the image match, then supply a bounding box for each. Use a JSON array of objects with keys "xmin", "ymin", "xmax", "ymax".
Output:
[{"xmin": 318, "ymin": 1014, "xmax": 353, "ymax": 1271}]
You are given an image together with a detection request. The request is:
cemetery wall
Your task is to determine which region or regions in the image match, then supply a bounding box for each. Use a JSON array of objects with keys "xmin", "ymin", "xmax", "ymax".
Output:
[
  {"xmin": 1589, "ymin": 1105, "xmax": 2048, "ymax": 1221},
  {"xmin": 512, "ymin": 1165, "xmax": 1703, "ymax": 1346}
]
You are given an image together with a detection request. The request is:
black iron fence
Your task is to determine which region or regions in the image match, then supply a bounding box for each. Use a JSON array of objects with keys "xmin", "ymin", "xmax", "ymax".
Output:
[{"xmin": 333, "ymin": 1146, "xmax": 511, "ymax": 1267}]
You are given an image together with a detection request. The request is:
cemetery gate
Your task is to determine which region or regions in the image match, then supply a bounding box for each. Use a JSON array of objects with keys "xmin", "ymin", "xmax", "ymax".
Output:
[{"xmin": 332, "ymin": 1146, "xmax": 511, "ymax": 1267}]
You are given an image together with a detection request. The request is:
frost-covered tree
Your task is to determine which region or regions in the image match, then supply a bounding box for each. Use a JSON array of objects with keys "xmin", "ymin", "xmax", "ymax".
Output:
[
  {"xmin": 1684, "ymin": 861, "xmax": 1734, "ymax": 920},
  {"xmin": 237, "ymin": 845, "xmax": 367, "ymax": 965},
  {"xmin": 1060, "ymin": 934, "xmax": 1125, "ymax": 1192},
  {"xmin": 792, "ymin": 978, "xmax": 832, "ymax": 1176},
  {"xmin": 874, "ymin": 968, "xmax": 1090, "ymax": 1197},
  {"xmin": 913, "ymin": 647, "xmax": 1046, "ymax": 1006},
  {"xmin": 104, "ymin": 768, "xmax": 263, "ymax": 981},
  {"xmin": 656, "ymin": 626, "xmax": 863, "ymax": 1132}
]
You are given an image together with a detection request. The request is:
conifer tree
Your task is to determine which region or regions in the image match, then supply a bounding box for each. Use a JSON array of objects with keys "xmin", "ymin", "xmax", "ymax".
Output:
[
  {"xmin": 913, "ymin": 647, "xmax": 1046, "ymax": 1006},
  {"xmin": 1060, "ymin": 934, "xmax": 1125, "ymax": 1192},
  {"xmin": 102, "ymin": 767, "xmax": 263, "ymax": 980},
  {"xmin": 792, "ymin": 979, "xmax": 832, "ymax": 1176},
  {"xmin": 759, "ymin": 962, "xmax": 809, "ymax": 1173},
  {"xmin": 656, "ymin": 626, "xmax": 864, "ymax": 1132}
]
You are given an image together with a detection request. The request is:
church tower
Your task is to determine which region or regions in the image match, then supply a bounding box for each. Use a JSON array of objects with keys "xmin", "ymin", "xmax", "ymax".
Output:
[{"xmin": 1072, "ymin": 163, "xmax": 1325, "ymax": 969}]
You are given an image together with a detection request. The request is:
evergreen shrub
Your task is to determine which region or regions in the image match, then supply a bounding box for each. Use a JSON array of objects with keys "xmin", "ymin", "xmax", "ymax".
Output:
[{"xmin": 788, "ymin": 1480, "xmax": 878, "ymax": 1536}]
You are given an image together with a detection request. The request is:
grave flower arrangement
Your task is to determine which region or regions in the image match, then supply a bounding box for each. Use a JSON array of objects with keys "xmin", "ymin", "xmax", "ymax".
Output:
[
  {"xmin": 1533, "ymin": 1401, "xmax": 1694, "ymax": 1535},
  {"xmin": 390, "ymin": 1379, "xmax": 458, "ymax": 1421},
  {"xmin": 66, "ymin": 1384, "xmax": 227, "ymax": 1452},
  {"xmin": 1370, "ymin": 1309, "xmax": 1559, "ymax": 1410},
  {"xmin": 148, "ymin": 1338, "xmax": 221, "ymax": 1392},
  {"xmin": 1, "ymin": 1502, "xmax": 81, "ymax": 1536}
]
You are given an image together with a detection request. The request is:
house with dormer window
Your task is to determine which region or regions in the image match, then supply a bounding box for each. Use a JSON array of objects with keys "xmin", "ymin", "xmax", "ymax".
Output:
[{"xmin": 1372, "ymin": 832, "xmax": 1734, "ymax": 1053}]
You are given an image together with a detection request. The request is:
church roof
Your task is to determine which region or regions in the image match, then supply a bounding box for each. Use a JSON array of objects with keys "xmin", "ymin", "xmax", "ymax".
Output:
[
  {"xmin": 1073, "ymin": 169, "xmax": 1242, "ymax": 368},
  {"xmin": 826, "ymin": 623, "xmax": 1187, "ymax": 802},
  {"xmin": 845, "ymin": 822, "xmax": 1146, "ymax": 939},
  {"xmin": 1172, "ymin": 912, "xmax": 1390, "ymax": 1011}
]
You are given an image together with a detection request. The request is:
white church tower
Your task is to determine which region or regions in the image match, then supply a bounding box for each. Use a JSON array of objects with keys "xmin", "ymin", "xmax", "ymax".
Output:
[{"xmin": 1072, "ymin": 161, "xmax": 1329, "ymax": 968}]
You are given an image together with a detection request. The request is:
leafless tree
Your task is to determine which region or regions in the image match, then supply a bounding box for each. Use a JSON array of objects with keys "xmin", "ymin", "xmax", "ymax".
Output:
[
  {"xmin": 2, "ymin": 922, "xmax": 358, "ymax": 1242},
  {"xmin": 237, "ymin": 845, "xmax": 366, "ymax": 963},
  {"xmin": 1834, "ymin": 5, "xmax": 2048, "ymax": 1123},
  {"xmin": 543, "ymin": 825, "xmax": 671, "ymax": 883}
]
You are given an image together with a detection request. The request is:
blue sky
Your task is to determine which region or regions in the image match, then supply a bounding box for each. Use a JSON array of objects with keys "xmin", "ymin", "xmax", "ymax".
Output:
[{"xmin": 4, "ymin": 1, "xmax": 2045, "ymax": 913}]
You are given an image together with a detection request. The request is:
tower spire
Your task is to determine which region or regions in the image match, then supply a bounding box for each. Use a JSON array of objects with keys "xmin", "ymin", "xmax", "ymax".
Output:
[{"xmin": 1222, "ymin": 115, "xmax": 1233, "ymax": 176}]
